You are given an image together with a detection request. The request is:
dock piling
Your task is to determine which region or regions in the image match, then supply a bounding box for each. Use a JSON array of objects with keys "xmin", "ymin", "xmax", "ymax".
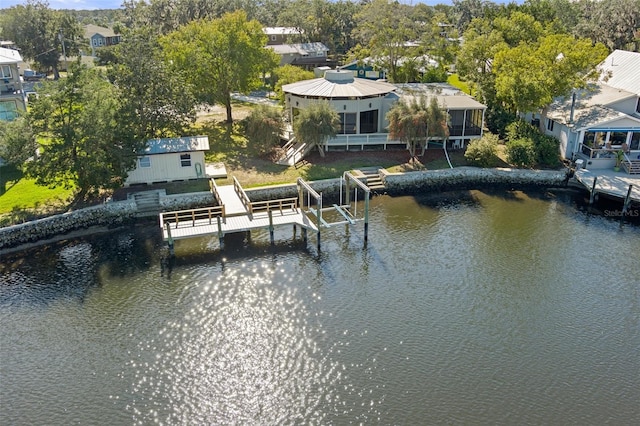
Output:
[
  {"xmin": 589, "ymin": 176, "xmax": 598, "ymax": 205},
  {"xmin": 268, "ymin": 210, "xmax": 274, "ymax": 245},
  {"xmin": 623, "ymin": 184, "xmax": 633, "ymax": 214},
  {"xmin": 217, "ymin": 216, "xmax": 224, "ymax": 250}
]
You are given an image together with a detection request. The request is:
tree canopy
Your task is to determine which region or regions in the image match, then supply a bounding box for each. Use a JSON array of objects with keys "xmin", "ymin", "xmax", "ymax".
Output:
[
  {"xmin": 493, "ymin": 34, "xmax": 608, "ymax": 115},
  {"xmin": 387, "ymin": 96, "xmax": 449, "ymax": 161},
  {"xmin": 0, "ymin": 0, "xmax": 83, "ymax": 79},
  {"xmin": 160, "ymin": 11, "xmax": 279, "ymax": 123},
  {"xmin": 26, "ymin": 63, "xmax": 145, "ymax": 196}
]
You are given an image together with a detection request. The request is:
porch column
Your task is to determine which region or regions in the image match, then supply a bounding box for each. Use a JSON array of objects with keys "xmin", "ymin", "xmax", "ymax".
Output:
[
  {"xmin": 480, "ymin": 109, "xmax": 485, "ymax": 137},
  {"xmin": 461, "ymin": 109, "xmax": 467, "ymax": 138}
]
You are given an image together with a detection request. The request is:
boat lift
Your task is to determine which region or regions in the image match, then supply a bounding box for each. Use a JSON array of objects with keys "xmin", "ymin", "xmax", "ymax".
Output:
[{"xmin": 297, "ymin": 171, "xmax": 371, "ymax": 250}]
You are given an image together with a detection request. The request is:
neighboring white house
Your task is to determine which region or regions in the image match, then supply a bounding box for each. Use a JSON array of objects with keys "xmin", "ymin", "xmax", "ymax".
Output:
[
  {"xmin": 125, "ymin": 136, "xmax": 209, "ymax": 186},
  {"xmin": 543, "ymin": 50, "xmax": 640, "ymax": 172},
  {"xmin": 0, "ymin": 46, "xmax": 26, "ymax": 121}
]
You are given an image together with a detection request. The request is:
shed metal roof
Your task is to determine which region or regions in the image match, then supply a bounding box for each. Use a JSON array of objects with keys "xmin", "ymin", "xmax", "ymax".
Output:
[{"xmin": 143, "ymin": 136, "xmax": 209, "ymax": 155}]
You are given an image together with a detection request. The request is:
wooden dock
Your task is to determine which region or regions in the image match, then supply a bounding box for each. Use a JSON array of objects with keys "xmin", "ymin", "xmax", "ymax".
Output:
[
  {"xmin": 159, "ymin": 173, "xmax": 372, "ymax": 254},
  {"xmin": 574, "ymin": 169, "xmax": 640, "ymax": 208},
  {"xmin": 160, "ymin": 177, "xmax": 319, "ymax": 251}
]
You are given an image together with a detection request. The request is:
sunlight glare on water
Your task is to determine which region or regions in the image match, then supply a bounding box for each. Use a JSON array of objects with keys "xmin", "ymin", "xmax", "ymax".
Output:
[{"xmin": 127, "ymin": 260, "xmax": 339, "ymax": 424}]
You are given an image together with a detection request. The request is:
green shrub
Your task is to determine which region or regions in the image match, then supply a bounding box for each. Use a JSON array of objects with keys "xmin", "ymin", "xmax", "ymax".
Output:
[
  {"xmin": 506, "ymin": 119, "xmax": 538, "ymax": 142},
  {"xmin": 241, "ymin": 105, "xmax": 283, "ymax": 155},
  {"xmin": 506, "ymin": 138, "xmax": 536, "ymax": 168},
  {"xmin": 464, "ymin": 133, "xmax": 499, "ymax": 167},
  {"xmin": 485, "ymin": 104, "xmax": 516, "ymax": 139},
  {"xmin": 535, "ymin": 134, "xmax": 560, "ymax": 167}
]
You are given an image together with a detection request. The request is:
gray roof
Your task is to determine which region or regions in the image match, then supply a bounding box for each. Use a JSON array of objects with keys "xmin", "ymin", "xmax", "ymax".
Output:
[
  {"xmin": 84, "ymin": 24, "xmax": 118, "ymax": 39},
  {"xmin": 598, "ymin": 50, "xmax": 640, "ymax": 95},
  {"xmin": 269, "ymin": 42, "xmax": 328, "ymax": 56},
  {"xmin": 0, "ymin": 47, "xmax": 22, "ymax": 64},
  {"xmin": 263, "ymin": 27, "xmax": 301, "ymax": 36},
  {"xmin": 547, "ymin": 83, "xmax": 637, "ymax": 127},
  {"xmin": 282, "ymin": 70, "xmax": 396, "ymax": 98},
  {"xmin": 143, "ymin": 136, "xmax": 209, "ymax": 155},
  {"xmin": 395, "ymin": 83, "xmax": 486, "ymax": 110}
]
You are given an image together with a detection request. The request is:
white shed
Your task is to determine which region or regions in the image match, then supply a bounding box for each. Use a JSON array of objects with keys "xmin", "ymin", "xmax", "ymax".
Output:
[{"xmin": 125, "ymin": 135, "xmax": 210, "ymax": 186}]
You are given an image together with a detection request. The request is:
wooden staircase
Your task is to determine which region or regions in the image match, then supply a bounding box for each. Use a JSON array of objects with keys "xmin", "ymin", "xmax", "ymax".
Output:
[
  {"xmin": 622, "ymin": 159, "xmax": 640, "ymax": 174},
  {"xmin": 276, "ymin": 137, "xmax": 313, "ymax": 166},
  {"xmin": 358, "ymin": 168, "xmax": 386, "ymax": 192}
]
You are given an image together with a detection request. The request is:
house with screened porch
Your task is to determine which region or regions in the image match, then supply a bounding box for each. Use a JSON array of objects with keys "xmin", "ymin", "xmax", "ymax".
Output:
[
  {"xmin": 279, "ymin": 69, "xmax": 486, "ymax": 165},
  {"xmin": 543, "ymin": 50, "xmax": 640, "ymax": 174}
]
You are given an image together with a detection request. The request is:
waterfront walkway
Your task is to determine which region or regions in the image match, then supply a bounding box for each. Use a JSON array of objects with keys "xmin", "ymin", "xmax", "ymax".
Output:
[{"xmin": 574, "ymin": 169, "xmax": 640, "ymax": 205}]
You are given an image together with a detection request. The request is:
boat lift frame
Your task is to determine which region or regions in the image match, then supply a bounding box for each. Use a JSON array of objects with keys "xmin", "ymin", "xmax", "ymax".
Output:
[{"xmin": 297, "ymin": 172, "xmax": 371, "ymax": 249}]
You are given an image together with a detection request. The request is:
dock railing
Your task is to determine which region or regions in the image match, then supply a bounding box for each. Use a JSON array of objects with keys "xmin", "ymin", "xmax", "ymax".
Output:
[
  {"xmin": 159, "ymin": 205, "xmax": 225, "ymax": 229},
  {"xmin": 251, "ymin": 197, "xmax": 298, "ymax": 214},
  {"xmin": 233, "ymin": 176, "xmax": 253, "ymax": 214},
  {"xmin": 209, "ymin": 177, "xmax": 224, "ymax": 209}
]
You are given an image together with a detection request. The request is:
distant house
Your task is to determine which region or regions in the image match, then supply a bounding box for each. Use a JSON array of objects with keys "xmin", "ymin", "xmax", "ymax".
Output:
[
  {"xmin": 125, "ymin": 136, "xmax": 210, "ymax": 186},
  {"xmin": 268, "ymin": 42, "xmax": 331, "ymax": 69},
  {"xmin": 339, "ymin": 60, "xmax": 386, "ymax": 80},
  {"xmin": 543, "ymin": 50, "xmax": 640, "ymax": 172},
  {"xmin": 340, "ymin": 55, "xmax": 440, "ymax": 82},
  {"xmin": 0, "ymin": 47, "xmax": 26, "ymax": 121},
  {"xmin": 85, "ymin": 24, "xmax": 122, "ymax": 57},
  {"xmin": 263, "ymin": 27, "xmax": 302, "ymax": 46}
]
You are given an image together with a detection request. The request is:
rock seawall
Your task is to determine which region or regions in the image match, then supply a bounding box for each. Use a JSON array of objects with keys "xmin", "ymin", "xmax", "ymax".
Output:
[
  {"xmin": 0, "ymin": 167, "xmax": 569, "ymax": 251},
  {"xmin": 382, "ymin": 167, "xmax": 569, "ymax": 194}
]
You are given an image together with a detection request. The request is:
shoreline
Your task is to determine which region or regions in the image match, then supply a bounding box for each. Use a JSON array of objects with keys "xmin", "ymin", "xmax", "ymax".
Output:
[{"xmin": 0, "ymin": 167, "xmax": 575, "ymax": 254}]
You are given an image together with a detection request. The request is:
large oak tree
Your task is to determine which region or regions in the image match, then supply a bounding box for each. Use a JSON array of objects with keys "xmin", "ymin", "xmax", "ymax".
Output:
[{"xmin": 160, "ymin": 10, "xmax": 279, "ymax": 123}]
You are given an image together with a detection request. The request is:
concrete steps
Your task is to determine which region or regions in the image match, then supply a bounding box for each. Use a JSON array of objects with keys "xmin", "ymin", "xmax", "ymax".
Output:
[
  {"xmin": 130, "ymin": 191, "xmax": 162, "ymax": 217},
  {"xmin": 357, "ymin": 168, "xmax": 386, "ymax": 192}
]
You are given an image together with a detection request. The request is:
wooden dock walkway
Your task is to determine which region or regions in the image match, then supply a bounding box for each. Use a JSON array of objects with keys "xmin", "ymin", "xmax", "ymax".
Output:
[
  {"xmin": 574, "ymin": 169, "xmax": 640, "ymax": 206},
  {"xmin": 159, "ymin": 173, "xmax": 373, "ymax": 254},
  {"xmin": 160, "ymin": 177, "xmax": 319, "ymax": 249}
]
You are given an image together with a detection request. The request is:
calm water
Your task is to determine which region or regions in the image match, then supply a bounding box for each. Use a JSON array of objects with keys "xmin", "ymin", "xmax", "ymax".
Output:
[{"xmin": 1, "ymin": 189, "xmax": 639, "ymax": 425}]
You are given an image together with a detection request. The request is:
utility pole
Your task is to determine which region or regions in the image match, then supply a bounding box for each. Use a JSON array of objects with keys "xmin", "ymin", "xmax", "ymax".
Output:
[{"xmin": 59, "ymin": 29, "xmax": 68, "ymax": 75}]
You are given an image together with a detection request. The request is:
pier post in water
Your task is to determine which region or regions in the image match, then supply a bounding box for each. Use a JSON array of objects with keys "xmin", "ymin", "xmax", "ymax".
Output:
[
  {"xmin": 217, "ymin": 216, "xmax": 224, "ymax": 250},
  {"xmin": 268, "ymin": 210, "xmax": 275, "ymax": 245},
  {"xmin": 623, "ymin": 184, "xmax": 633, "ymax": 214},
  {"xmin": 165, "ymin": 222, "xmax": 175, "ymax": 256},
  {"xmin": 589, "ymin": 176, "xmax": 598, "ymax": 205}
]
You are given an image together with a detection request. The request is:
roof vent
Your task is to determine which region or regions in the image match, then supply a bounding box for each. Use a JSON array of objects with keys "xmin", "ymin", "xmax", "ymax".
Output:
[{"xmin": 324, "ymin": 69, "xmax": 354, "ymax": 83}]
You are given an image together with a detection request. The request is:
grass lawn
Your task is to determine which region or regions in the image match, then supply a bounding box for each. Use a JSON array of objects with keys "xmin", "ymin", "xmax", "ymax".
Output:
[
  {"xmin": 2, "ymin": 99, "xmax": 515, "ymax": 225},
  {"xmin": 447, "ymin": 74, "xmax": 472, "ymax": 95},
  {"xmin": 0, "ymin": 165, "xmax": 76, "ymax": 223}
]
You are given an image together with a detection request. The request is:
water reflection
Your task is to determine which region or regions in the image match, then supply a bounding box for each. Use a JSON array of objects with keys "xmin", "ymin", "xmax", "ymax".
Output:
[{"xmin": 127, "ymin": 260, "xmax": 340, "ymax": 424}]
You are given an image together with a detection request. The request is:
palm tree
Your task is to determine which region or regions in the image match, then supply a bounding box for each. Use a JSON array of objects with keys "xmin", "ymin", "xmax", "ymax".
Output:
[
  {"xmin": 387, "ymin": 96, "xmax": 450, "ymax": 162},
  {"xmin": 293, "ymin": 101, "xmax": 340, "ymax": 157}
]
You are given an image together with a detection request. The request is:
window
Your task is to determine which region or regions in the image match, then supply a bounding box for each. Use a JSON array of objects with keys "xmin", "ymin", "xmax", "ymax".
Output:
[
  {"xmin": 1, "ymin": 65, "xmax": 11, "ymax": 79},
  {"xmin": 636, "ymin": 97, "xmax": 640, "ymax": 114},
  {"xmin": 0, "ymin": 100, "xmax": 18, "ymax": 121},
  {"xmin": 338, "ymin": 113, "xmax": 357, "ymax": 134},
  {"xmin": 138, "ymin": 156, "xmax": 151, "ymax": 168},
  {"xmin": 359, "ymin": 110, "xmax": 378, "ymax": 134},
  {"xmin": 180, "ymin": 153, "xmax": 191, "ymax": 167},
  {"xmin": 546, "ymin": 118, "xmax": 554, "ymax": 132},
  {"xmin": 610, "ymin": 131, "xmax": 628, "ymax": 146},
  {"xmin": 630, "ymin": 132, "xmax": 640, "ymax": 150}
]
